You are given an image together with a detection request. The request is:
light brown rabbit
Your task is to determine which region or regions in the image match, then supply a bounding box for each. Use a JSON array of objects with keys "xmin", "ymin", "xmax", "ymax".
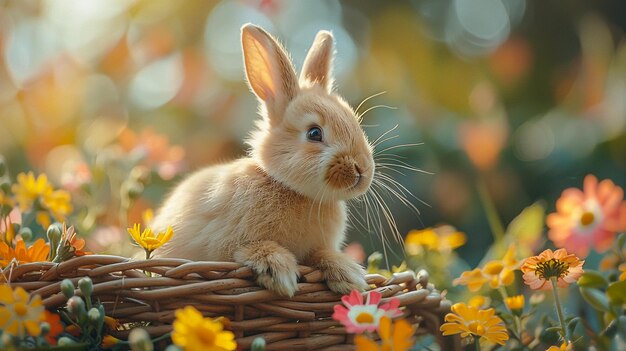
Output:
[{"xmin": 152, "ymin": 23, "xmax": 374, "ymax": 297}]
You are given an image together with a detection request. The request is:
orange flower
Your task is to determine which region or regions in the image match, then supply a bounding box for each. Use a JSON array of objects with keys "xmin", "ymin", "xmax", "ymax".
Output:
[
  {"xmin": 118, "ymin": 128, "xmax": 185, "ymax": 180},
  {"xmin": 521, "ymin": 248, "xmax": 584, "ymax": 290},
  {"xmin": 42, "ymin": 310, "xmax": 63, "ymax": 345},
  {"xmin": 547, "ymin": 175, "xmax": 626, "ymax": 257},
  {"xmin": 355, "ymin": 316, "xmax": 414, "ymax": 351},
  {"xmin": 0, "ymin": 238, "xmax": 50, "ymax": 267},
  {"xmin": 53, "ymin": 225, "xmax": 92, "ymax": 262},
  {"xmin": 102, "ymin": 335, "xmax": 122, "ymax": 349},
  {"xmin": 619, "ymin": 263, "xmax": 626, "ymax": 282}
]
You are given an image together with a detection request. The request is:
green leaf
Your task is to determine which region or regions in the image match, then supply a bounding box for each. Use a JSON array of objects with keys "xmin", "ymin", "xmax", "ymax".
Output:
[
  {"xmin": 607, "ymin": 280, "xmax": 626, "ymax": 305},
  {"xmin": 580, "ymin": 287, "xmax": 611, "ymax": 312},
  {"xmin": 480, "ymin": 202, "xmax": 545, "ymax": 263},
  {"xmin": 506, "ymin": 202, "xmax": 545, "ymax": 241},
  {"xmin": 578, "ymin": 270, "xmax": 609, "ymax": 289},
  {"xmin": 567, "ymin": 317, "xmax": 581, "ymax": 334}
]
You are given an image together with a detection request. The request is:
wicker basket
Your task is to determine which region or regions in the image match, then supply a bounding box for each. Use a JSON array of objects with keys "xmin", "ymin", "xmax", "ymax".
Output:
[{"xmin": 5, "ymin": 255, "xmax": 458, "ymax": 350}]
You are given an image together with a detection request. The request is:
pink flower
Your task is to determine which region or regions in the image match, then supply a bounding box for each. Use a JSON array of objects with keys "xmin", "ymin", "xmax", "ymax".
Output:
[
  {"xmin": 547, "ymin": 175, "xmax": 626, "ymax": 257},
  {"xmin": 332, "ymin": 290, "xmax": 402, "ymax": 333}
]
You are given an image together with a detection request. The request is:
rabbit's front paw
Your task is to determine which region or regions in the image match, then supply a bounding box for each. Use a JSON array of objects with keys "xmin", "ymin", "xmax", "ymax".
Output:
[
  {"xmin": 234, "ymin": 241, "xmax": 300, "ymax": 297},
  {"xmin": 311, "ymin": 250, "xmax": 368, "ymax": 295}
]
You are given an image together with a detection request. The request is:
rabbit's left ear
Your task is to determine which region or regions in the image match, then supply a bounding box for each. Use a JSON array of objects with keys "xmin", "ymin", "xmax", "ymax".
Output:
[{"xmin": 300, "ymin": 30, "xmax": 334, "ymax": 92}]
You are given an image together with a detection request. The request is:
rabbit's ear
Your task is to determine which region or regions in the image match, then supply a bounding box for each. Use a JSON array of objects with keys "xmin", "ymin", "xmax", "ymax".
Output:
[
  {"xmin": 242, "ymin": 24, "xmax": 298, "ymax": 122},
  {"xmin": 300, "ymin": 30, "xmax": 334, "ymax": 93}
]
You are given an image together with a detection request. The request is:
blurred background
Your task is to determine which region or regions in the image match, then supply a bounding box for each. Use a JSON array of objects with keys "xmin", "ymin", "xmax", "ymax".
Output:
[{"xmin": 1, "ymin": 0, "xmax": 625, "ymax": 266}]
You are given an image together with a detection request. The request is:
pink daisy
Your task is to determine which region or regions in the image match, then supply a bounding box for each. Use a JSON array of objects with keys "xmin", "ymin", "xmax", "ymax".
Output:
[
  {"xmin": 332, "ymin": 290, "xmax": 402, "ymax": 333},
  {"xmin": 547, "ymin": 175, "xmax": 626, "ymax": 257}
]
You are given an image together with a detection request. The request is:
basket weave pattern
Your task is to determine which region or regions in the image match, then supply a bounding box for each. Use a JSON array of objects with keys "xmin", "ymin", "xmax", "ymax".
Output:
[{"xmin": 6, "ymin": 255, "xmax": 453, "ymax": 350}]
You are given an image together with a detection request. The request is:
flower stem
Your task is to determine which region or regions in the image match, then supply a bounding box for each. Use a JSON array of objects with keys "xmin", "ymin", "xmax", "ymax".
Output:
[
  {"xmin": 497, "ymin": 286, "xmax": 509, "ymax": 301},
  {"xmin": 144, "ymin": 249, "xmax": 152, "ymax": 277},
  {"xmin": 476, "ymin": 174, "xmax": 505, "ymax": 243},
  {"xmin": 474, "ymin": 338, "xmax": 481, "ymax": 351},
  {"xmin": 550, "ymin": 277, "xmax": 569, "ymax": 342}
]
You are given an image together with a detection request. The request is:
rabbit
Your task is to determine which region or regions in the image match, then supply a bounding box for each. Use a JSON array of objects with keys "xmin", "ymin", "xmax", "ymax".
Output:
[{"xmin": 151, "ymin": 23, "xmax": 374, "ymax": 297}]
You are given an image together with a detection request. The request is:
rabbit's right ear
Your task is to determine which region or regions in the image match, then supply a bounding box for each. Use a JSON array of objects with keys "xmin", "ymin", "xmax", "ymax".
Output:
[{"xmin": 242, "ymin": 24, "xmax": 298, "ymax": 123}]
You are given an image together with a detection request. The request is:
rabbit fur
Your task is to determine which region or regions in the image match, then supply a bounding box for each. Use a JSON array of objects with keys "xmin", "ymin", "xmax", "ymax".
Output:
[{"xmin": 152, "ymin": 24, "xmax": 375, "ymax": 297}]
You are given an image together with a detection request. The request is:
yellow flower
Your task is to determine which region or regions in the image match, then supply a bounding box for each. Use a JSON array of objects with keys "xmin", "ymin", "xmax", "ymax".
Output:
[
  {"xmin": 12, "ymin": 172, "xmax": 52, "ymax": 211},
  {"xmin": 0, "ymin": 285, "xmax": 45, "ymax": 337},
  {"xmin": 468, "ymin": 295, "xmax": 490, "ymax": 309},
  {"xmin": 172, "ymin": 306, "xmax": 236, "ymax": 351},
  {"xmin": 547, "ymin": 341, "xmax": 573, "ymax": 351},
  {"xmin": 505, "ymin": 295, "xmax": 525, "ymax": 314},
  {"xmin": 142, "ymin": 208, "xmax": 154, "ymax": 225},
  {"xmin": 405, "ymin": 226, "xmax": 466, "ymax": 255},
  {"xmin": 355, "ymin": 316, "xmax": 414, "ymax": 351},
  {"xmin": 0, "ymin": 238, "xmax": 50, "ymax": 268},
  {"xmin": 619, "ymin": 263, "xmax": 626, "ymax": 282},
  {"xmin": 127, "ymin": 223, "xmax": 174, "ymax": 257},
  {"xmin": 483, "ymin": 245, "xmax": 519, "ymax": 288},
  {"xmin": 11, "ymin": 172, "xmax": 72, "ymax": 227},
  {"xmin": 453, "ymin": 268, "xmax": 488, "ymax": 292},
  {"xmin": 440, "ymin": 303, "xmax": 509, "ymax": 346},
  {"xmin": 521, "ymin": 248, "xmax": 584, "ymax": 290},
  {"xmin": 454, "ymin": 245, "xmax": 520, "ymax": 291},
  {"xmin": 42, "ymin": 190, "xmax": 73, "ymax": 222}
]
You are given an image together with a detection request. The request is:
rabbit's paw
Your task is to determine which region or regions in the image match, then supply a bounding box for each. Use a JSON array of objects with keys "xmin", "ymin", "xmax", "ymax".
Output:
[
  {"xmin": 234, "ymin": 241, "xmax": 300, "ymax": 297},
  {"xmin": 310, "ymin": 249, "xmax": 368, "ymax": 295}
]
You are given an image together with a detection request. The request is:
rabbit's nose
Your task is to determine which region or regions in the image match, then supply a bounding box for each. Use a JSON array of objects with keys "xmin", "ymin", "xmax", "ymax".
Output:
[{"xmin": 354, "ymin": 164, "xmax": 362, "ymax": 176}]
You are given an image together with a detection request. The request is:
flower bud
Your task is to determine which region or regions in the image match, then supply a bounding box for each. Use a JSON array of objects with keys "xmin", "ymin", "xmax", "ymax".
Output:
[
  {"xmin": 40, "ymin": 322, "xmax": 50, "ymax": 336},
  {"xmin": 367, "ymin": 251, "xmax": 382, "ymax": 272},
  {"xmin": 130, "ymin": 166, "xmax": 151, "ymax": 184},
  {"xmin": 67, "ymin": 296, "xmax": 86, "ymax": 319},
  {"xmin": 129, "ymin": 328, "xmax": 153, "ymax": 351},
  {"xmin": 60, "ymin": 279, "xmax": 75, "ymax": 299},
  {"xmin": 251, "ymin": 337, "xmax": 266, "ymax": 351},
  {"xmin": 88, "ymin": 307, "xmax": 101, "ymax": 323},
  {"xmin": 18, "ymin": 227, "xmax": 33, "ymax": 242},
  {"xmin": 58, "ymin": 336, "xmax": 75, "ymax": 346},
  {"xmin": 124, "ymin": 180, "xmax": 144, "ymax": 200},
  {"xmin": 0, "ymin": 181, "xmax": 10, "ymax": 194},
  {"xmin": 47, "ymin": 223, "xmax": 63, "ymax": 243},
  {"xmin": 11, "ymin": 223, "xmax": 21, "ymax": 235},
  {"xmin": 78, "ymin": 277, "xmax": 93, "ymax": 299}
]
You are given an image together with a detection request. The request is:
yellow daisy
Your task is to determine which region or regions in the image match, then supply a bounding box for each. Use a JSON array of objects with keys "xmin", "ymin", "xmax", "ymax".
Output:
[
  {"xmin": 0, "ymin": 285, "xmax": 45, "ymax": 337},
  {"xmin": 440, "ymin": 302, "xmax": 509, "ymax": 346},
  {"xmin": 172, "ymin": 306, "xmax": 236, "ymax": 351},
  {"xmin": 127, "ymin": 223, "xmax": 174, "ymax": 258}
]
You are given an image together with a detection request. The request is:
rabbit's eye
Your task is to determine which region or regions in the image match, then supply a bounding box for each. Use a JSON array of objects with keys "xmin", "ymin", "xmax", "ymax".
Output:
[{"xmin": 306, "ymin": 127, "xmax": 323, "ymax": 142}]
